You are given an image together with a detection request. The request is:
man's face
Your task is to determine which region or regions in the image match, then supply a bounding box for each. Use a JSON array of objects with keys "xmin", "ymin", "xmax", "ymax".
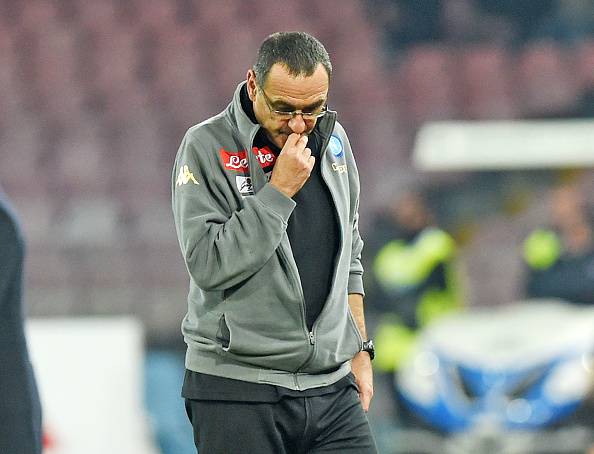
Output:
[{"xmin": 247, "ymin": 63, "xmax": 329, "ymax": 149}]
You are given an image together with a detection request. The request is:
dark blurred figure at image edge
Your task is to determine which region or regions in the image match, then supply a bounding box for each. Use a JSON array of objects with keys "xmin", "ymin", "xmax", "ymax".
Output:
[
  {"xmin": 522, "ymin": 182, "xmax": 594, "ymax": 305},
  {"xmin": 0, "ymin": 188, "xmax": 42, "ymax": 454},
  {"xmin": 172, "ymin": 32, "xmax": 377, "ymax": 453}
]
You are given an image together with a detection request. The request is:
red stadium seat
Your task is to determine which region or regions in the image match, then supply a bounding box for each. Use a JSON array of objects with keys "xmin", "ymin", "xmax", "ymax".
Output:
[
  {"xmin": 574, "ymin": 39, "xmax": 594, "ymax": 90},
  {"xmin": 397, "ymin": 45, "xmax": 460, "ymax": 125},
  {"xmin": 75, "ymin": 0, "xmax": 120, "ymax": 33},
  {"xmin": 515, "ymin": 41, "xmax": 581, "ymax": 117},
  {"xmin": 458, "ymin": 46, "xmax": 518, "ymax": 119},
  {"xmin": 20, "ymin": 0, "xmax": 59, "ymax": 31},
  {"xmin": 137, "ymin": 0, "xmax": 177, "ymax": 29},
  {"xmin": 90, "ymin": 28, "xmax": 139, "ymax": 92}
]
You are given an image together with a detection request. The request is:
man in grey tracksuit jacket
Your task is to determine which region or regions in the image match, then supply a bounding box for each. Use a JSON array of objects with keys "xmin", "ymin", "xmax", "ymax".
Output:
[
  {"xmin": 172, "ymin": 31, "xmax": 376, "ymax": 453},
  {"xmin": 173, "ymin": 87, "xmax": 365, "ymax": 383}
]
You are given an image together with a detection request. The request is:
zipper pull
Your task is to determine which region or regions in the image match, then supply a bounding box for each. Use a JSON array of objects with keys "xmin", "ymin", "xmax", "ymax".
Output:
[{"xmin": 308, "ymin": 331, "xmax": 315, "ymax": 345}]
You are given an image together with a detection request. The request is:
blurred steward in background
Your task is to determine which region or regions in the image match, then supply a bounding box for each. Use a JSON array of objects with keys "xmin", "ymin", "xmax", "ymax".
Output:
[
  {"xmin": 0, "ymin": 188, "xmax": 42, "ymax": 454},
  {"xmin": 522, "ymin": 182, "xmax": 594, "ymax": 304},
  {"xmin": 366, "ymin": 189, "xmax": 463, "ymax": 374}
]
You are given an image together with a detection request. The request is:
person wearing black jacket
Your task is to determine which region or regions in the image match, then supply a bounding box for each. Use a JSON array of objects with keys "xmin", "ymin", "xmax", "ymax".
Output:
[
  {"xmin": 522, "ymin": 183, "xmax": 594, "ymax": 305},
  {"xmin": 0, "ymin": 189, "xmax": 43, "ymax": 454}
]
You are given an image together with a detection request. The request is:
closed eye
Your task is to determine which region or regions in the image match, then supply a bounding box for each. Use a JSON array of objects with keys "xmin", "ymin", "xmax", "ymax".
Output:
[{"xmin": 273, "ymin": 100, "xmax": 325, "ymax": 114}]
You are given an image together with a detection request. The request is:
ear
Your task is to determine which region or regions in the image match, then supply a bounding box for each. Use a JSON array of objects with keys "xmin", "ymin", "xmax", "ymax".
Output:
[{"xmin": 246, "ymin": 69, "xmax": 257, "ymax": 101}]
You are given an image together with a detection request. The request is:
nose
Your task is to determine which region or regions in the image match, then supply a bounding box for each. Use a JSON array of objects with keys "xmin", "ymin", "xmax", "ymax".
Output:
[{"xmin": 288, "ymin": 115, "xmax": 307, "ymax": 134}]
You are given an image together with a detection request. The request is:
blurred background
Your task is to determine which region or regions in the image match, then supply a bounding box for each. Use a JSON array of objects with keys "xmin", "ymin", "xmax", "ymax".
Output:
[{"xmin": 1, "ymin": 0, "xmax": 594, "ymax": 453}]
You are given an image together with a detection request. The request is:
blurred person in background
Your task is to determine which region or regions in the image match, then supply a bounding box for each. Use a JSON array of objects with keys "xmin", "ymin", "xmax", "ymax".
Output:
[
  {"xmin": 367, "ymin": 189, "xmax": 462, "ymax": 373},
  {"xmin": 522, "ymin": 181, "xmax": 594, "ymax": 304},
  {"xmin": 172, "ymin": 31, "xmax": 377, "ymax": 453},
  {"xmin": 0, "ymin": 188, "xmax": 42, "ymax": 454},
  {"xmin": 365, "ymin": 189, "xmax": 463, "ymax": 421}
]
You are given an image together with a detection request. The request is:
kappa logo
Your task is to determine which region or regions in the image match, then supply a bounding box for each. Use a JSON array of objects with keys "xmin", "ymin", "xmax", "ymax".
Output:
[
  {"xmin": 235, "ymin": 175, "xmax": 254, "ymax": 196},
  {"xmin": 176, "ymin": 165, "xmax": 199, "ymax": 186},
  {"xmin": 220, "ymin": 147, "xmax": 277, "ymax": 172}
]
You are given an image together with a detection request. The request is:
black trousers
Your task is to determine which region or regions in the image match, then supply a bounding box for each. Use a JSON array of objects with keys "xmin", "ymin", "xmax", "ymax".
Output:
[{"xmin": 185, "ymin": 385, "xmax": 378, "ymax": 454}]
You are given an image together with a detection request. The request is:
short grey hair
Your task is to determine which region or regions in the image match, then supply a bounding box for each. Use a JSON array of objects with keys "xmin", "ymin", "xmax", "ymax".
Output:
[{"xmin": 253, "ymin": 31, "xmax": 332, "ymax": 87}]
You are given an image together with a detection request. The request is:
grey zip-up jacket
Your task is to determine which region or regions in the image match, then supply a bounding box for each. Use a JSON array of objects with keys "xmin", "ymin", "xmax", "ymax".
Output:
[{"xmin": 172, "ymin": 82, "xmax": 365, "ymax": 390}]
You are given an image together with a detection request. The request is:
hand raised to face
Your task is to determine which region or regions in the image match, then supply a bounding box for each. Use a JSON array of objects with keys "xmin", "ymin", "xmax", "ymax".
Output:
[{"xmin": 269, "ymin": 133, "xmax": 315, "ymax": 198}]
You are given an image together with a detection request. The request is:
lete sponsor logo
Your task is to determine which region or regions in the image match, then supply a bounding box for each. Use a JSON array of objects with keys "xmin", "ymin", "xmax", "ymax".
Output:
[
  {"xmin": 252, "ymin": 146, "xmax": 276, "ymax": 169},
  {"xmin": 220, "ymin": 147, "xmax": 277, "ymax": 172},
  {"xmin": 221, "ymin": 149, "xmax": 249, "ymax": 172}
]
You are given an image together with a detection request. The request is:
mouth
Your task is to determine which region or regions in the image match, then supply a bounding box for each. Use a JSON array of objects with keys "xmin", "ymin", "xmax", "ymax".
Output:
[{"xmin": 273, "ymin": 131, "xmax": 311, "ymax": 146}]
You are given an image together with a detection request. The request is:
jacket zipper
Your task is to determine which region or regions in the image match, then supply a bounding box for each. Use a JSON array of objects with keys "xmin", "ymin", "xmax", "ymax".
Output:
[
  {"xmin": 311, "ymin": 125, "xmax": 341, "ymax": 328},
  {"xmin": 227, "ymin": 98, "xmax": 343, "ymax": 373},
  {"xmin": 276, "ymin": 243, "xmax": 311, "ymax": 342},
  {"xmin": 243, "ymin": 125, "xmax": 315, "ymax": 365},
  {"xmin": 309, "ymin": 135, "xmax": 348, "ymax": 340},
  {"xmin": 307, "ymin": 125, "xmax": 364, "ymax": 356},
  {"xmin": 242, "ymin": 123, "xmax": 315, "ymax": 365},
  {"xmin": 293, "ymin": 118, "xmax": 343, "ymax": 373}
]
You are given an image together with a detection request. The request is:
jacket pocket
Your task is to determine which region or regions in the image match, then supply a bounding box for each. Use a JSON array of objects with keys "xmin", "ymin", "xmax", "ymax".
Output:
[
  {"xmin": 216, "ymin": 314, "xmax": 231, "ymax": 350},
  {"xmin": 346, "ymin": 308, "xmax": 364, "ymax": 355}
]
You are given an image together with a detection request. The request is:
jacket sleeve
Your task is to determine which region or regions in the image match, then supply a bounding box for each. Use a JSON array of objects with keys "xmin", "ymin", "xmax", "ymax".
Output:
[
  {"xmin": 172, "ymin": 130, "xmax": 296, "ymax": 291},
  {"xmin": 348, "ymin": 213, "xmax": 365, "ymax": 295},
  {"xmin": 348, "ymin": 196, "xmax": 365, "ymax": 296},
  {"xmin": 0, "ymin": 200, "xmax": 23, "ymax": 303},
  {"xmin": 342, "ymin": 130, "xmax": 365, "ymax": 296}
]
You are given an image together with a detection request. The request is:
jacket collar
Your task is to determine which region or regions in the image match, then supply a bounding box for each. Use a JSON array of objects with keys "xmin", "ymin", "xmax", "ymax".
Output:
[
  {"xmin": 226, "ymin": 82, "xmax": 261, "ymax": 150},
  {"xmin": 226, "ymin": 81, "xmax": 337, "ymax": 150},
  {"xmin": 225, "ymin": 81, "xmax": 338, "ymax": 191}
]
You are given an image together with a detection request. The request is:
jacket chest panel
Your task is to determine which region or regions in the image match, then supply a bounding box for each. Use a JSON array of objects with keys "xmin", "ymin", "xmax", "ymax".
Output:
[{"xmin": 321, "ymin": 148, "xmax": 351, "ymax": 230}]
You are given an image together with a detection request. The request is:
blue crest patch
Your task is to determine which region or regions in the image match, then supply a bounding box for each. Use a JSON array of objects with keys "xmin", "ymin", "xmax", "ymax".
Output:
[{"xmin": 328, "ymin": 135, "xmax": 344, "ymax": 158}]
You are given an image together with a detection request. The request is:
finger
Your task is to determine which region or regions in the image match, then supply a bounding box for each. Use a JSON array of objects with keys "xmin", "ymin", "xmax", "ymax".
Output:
[
  {"xmin": 281, "ymin": 133, "xmax": 301, "ymax": 153},
  {"xmin": 302, "ymin": 147, "xmax": 312, "ymax": 159},
  {"xmin": 295, "ymin": 134, "xmax": 308, "ymax": 151},
  {"xmin": 306, "ymin": 155, "xmax": 315, "ymax": 170},
  {"xmin": 360, "ymin": 383, "xmax": 373, "ymax": 400},
  {"xmin": 288, "ymin": 133, "xmax": 302, "ymax": 144},
  {"xmin": 358, "ymin": 392, "xmax": 371, "ymax": 413}
]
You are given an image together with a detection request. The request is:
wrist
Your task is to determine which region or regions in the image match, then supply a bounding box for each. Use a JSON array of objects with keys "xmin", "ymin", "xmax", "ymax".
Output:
[
  {"xmin": 269, "ymin": 181, "xmax": 294, "ymax": 198},
  {"xmin": 361, "ymin": 339, "xmax": 375, "ymax": 361}
]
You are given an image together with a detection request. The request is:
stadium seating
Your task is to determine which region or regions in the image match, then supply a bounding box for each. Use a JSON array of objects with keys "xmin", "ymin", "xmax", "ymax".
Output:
[
  {"xmin": 457, "ymin": 45, "xmax": 517, "ymax": 119},
  {"xmin": 0, "ymin": 0, "xmax": 592, "ymax": 346},
  {"xmin": 396, "ymin": 45, "xmax": 460, "ymax": 125},
  {"xmin": 515, "ymin": 41, "xmax": 581, "ymax": 117}
]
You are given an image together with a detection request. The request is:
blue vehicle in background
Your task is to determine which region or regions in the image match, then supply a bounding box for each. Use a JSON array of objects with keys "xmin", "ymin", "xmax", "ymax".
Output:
[{"xmin": 391, "ymin": 300, "xmax": 594, "ymax": 454}]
